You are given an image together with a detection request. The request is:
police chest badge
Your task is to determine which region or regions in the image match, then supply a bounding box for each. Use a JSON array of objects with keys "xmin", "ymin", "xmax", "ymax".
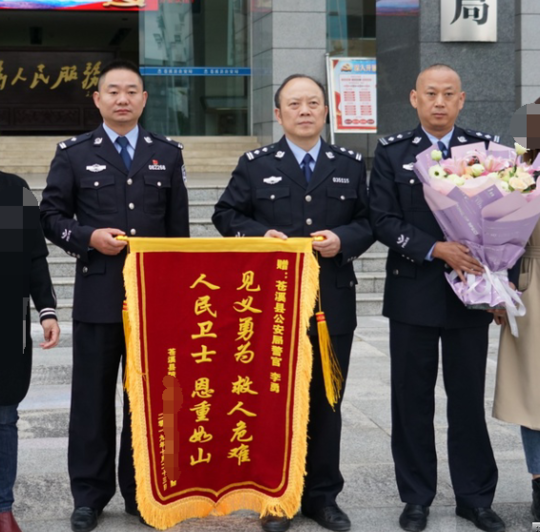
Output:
[
  {"xmin": 263, "ymin": 176, "xmax": 282, "ymax": 185},
  {"xmin": 86, "ymin": 164, "xmax": 106, "ymax": 172}
]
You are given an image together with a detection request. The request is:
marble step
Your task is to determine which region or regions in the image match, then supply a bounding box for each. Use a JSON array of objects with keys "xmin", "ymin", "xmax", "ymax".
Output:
[
  {"xmin": 46, "ymin": 271, "xmax": 386, "ymax": 301},
  {"xmin": 43, "ymin": 250, "xmax": 387, "ymax": 278},
  {"xmin": 30, "ymin": 293, "xmax": 383, "ymax": 328}
]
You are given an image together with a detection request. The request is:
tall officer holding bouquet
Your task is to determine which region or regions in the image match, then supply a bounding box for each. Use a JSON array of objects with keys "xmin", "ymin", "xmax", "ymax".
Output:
[{"xmin": 369, "ymin": 64, "xmax": 505, "ymax": 532}]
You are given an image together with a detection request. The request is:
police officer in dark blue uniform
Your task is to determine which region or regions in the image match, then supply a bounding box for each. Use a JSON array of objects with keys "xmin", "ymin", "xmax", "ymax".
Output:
[
  {"xmin": 369, "ymin": 64, "xmax": 505, "ymax": 532},
  {"xmin": 213, "ymin": 74, "xmax": 373, "ymax": 532},
  {"xmin": 40, "ymin": 60, "xmax": 189, "ymax": 532}
]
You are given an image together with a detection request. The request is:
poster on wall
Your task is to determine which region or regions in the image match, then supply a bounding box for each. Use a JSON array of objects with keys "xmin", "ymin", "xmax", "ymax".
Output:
[
  {"xmin": 0, "ymin": 0, "xmax": 159, "ymax": 10},
  {"xmin": 326, "ymin": 56, "xmax": 377, "ymax": 141}
]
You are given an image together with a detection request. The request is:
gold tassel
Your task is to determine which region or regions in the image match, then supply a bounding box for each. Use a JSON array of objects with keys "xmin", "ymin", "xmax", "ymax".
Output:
[{"xmin": 315, "ymin": 311, "xmax": 343, "ymax": 410}]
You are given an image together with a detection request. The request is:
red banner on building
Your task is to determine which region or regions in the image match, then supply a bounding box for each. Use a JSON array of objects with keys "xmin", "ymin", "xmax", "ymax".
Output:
[
  {"xmin": 122, "ymin": 237, "xmax": 319, "ymax": 530},
  {"xmin": 0, "ymin": 0, "xmax": 159, "ymax": 11}
]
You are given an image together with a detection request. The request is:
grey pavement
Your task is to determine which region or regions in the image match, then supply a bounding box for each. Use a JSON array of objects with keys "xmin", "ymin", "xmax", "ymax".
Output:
[{"xmin": 15, "ymin": 318, "xmax": 536, "ymax": 532}]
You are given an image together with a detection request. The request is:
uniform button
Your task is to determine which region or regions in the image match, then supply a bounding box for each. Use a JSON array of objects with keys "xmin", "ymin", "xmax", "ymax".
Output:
[
  {"xmin": 94, "ymin": 181, "xmax": 99, "ymax": 187},
  {"xmin": 82, "ymin": 266, "xmax": 88, "ymax": 274},
  {"xmin": 409, "ymin": 179, "xmax": 415, "ymax": 184},
  {"xmin": 127, "ymin": 178, "xmax": 133, "ymax": 185},
  {"xmin": 270, "ymin": 194, "xmax": 275, "ymax": 200},
  {"xmin": 157, "ymin": 181, "xmax": 162, "ymax": 187},
  {"xmin": 130, "ymin": 228, "xmax": 137, "ymax": 236},
  {"xmin": 340, "ymin": 195, "xmax": 345, "ymax": 200},
  {"xmin": 393, "ymin": 269, "xmax": 399, "ymax": 275},
  {"xmin": 77, "ymin": 255, "xmax": 81, "ymax": 259},
  {"xmin": 349, "ymin": 281, "xmax": 354, "ymax": 287},
  {"xmin": 129, "ymin": 203, "xmax": 135, "ymax": 210},
  {"xmin": 305, "ymin": 195, "xmax": 312, "ymax": 202},
  {"xmin": 306, "ymin": 218, "xmax": 313, "ymax": 225}
]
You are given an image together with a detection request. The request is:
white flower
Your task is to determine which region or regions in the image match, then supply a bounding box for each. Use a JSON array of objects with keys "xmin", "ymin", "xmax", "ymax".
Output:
[
  {"xmin": 509, "ymin": 176, "xmax": 528, "ymax": 192},
  {"xmin": 514, "ymin": 169, "xmax": 535, "ymax": 187},
  {"xmin": 448, "ymin": 174, "xmax": 465, "ymax": 186},
  {"xmin": 499, "ymin": 181, "xmax": 510, "ymax": 192},
  {"xmin": 431, "ymin": 149, "xmax": 443, "ymax": 162},
  {"xmin": 515, "ymin": 142, "xmax": 528, "ymax": 156},
  {"xmin": 487, "ymin": 172, "xmax": 499, "ymax": 179},
  {"xmin": 429, "ymin": 165, "xmax": 446, "ymax": 179},
  {"xmin": 470, "ymin": 164, "xmax": 485, "ymax": 177}
]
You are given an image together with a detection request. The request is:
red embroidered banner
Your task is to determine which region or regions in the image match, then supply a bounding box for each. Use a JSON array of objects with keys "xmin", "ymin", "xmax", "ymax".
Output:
[{"xmin": 122, "ymin": 237, "xmax": 318, "ymax": 530}]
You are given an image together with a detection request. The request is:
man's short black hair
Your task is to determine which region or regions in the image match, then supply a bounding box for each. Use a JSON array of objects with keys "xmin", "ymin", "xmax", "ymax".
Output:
[
  {"xmin": 97, "ymin": 59, "xmax": 144, "ymax": 90},
  {"xmin": 274, "ymin": 74, "xmax": 327, "ymax": 109}
]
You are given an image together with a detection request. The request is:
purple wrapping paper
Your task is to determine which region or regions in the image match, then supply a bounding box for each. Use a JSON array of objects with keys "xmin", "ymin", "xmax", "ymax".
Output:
[{"xmin": 414, "ymin": 143, "xmax": 540, "ymax": 336}]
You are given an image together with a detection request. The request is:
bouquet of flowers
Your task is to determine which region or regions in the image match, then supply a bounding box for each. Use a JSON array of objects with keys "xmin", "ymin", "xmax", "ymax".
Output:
[{"xmin": 413, "ymin": 141, "xmax": 540, "ymax": 336}]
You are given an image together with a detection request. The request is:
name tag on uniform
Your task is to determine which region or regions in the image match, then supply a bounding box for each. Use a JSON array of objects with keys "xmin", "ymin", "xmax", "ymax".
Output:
[
  {"xmin": 86, "ymin": 164, "xmax": 106, "ymax": 172},
  {"xmin": 333, "ymin": 177, "xmax": 350, "ymax": 184},
  {"xmin": 263, "ymin": 176, "xmax": 282, "ymax": 184}
]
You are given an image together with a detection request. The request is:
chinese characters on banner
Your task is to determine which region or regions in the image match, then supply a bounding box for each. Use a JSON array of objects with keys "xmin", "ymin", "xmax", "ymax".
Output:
[
  {"xmin": 441, "ymin": 0, "xmax": 497, "ymax": 42},
  {"xmin": 122, "ymin": 238, "xmax": 319, "ymax": 530},
  {"xmin": 326, "ymin": 57, "xmax": 377, "ymax": 137}
]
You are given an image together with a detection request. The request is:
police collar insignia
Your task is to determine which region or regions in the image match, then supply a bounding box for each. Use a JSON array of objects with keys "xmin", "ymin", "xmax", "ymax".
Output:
[
  {"xmin": 86, "ymin": 164, "xmax": 106, "ymax": 172},
  {"xmin": 94, "ymin": 138, "xmax": 103, "ymax": 145},
  {"xmin": 263, "ymin": 176, "xmax": 282, "ymax": 184},
  {"xmin": 144, "ymin": 136, "xmax": 153, "ymax": 144},
  {"xmin": 275, "ymin": 151, "xmax": 285, "ymax": 159},
  {"xmin": 412, "ymin": 137, "xmax": 422, "ymax": 145},
  {"xmin": 457, "ymin": 136, "xmax": 467, "ymax": 143},
  {"xmin": 402, "ymin": 163, "xmax": 414, "ymax": 171},
  {"xmin": 326, "ymin": 151, "xmax": 335, "ymax": 159}
]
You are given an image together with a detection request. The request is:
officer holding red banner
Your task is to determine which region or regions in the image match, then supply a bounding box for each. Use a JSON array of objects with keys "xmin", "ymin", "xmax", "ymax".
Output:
[
  {"xmin": 40, "ymin": 59, "xmax": 189, "ymax": 532},
  {"xmin": 213, "ymin": 74, "xmax": 373, "ymax": 532}
]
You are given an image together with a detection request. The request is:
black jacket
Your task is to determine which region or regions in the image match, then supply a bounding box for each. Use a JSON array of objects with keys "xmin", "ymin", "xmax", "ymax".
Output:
[
  {"xmin": 40, "ymin": 124, "xmax": 190, "ymax": 323},
  {"xmin": 0, "ymin": 171, "xmax": 57, "ymax": 405},
  {"xmin": 369, "ymin": 124, "xmax": 495, "ymax": 328},
  {"xmin": 213, "ymin": 136, "xmax": 374, "ymax": 335}
]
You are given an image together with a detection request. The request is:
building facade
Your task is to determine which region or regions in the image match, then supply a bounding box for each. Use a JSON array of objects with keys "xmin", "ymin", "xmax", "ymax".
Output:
[{"xmin": 0, "ymin": 0, "xmax": 536, "ymax": 159}]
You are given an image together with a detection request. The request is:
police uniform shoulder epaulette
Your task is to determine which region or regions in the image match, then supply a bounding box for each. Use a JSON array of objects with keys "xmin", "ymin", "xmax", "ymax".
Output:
[
  {"xmin": 464, "ymin": 128, "xmax": 500, "ymax": 143},
  {"xmin": 58, "ymin": 133, "xmax": 92, "ymax": 150},
  {"xmin": 378, "ymin": 130, "xmax": 414, "ymax": 147},
  {"xmin": 149, "ymin": 132, "xmax": 184, "ymax": 150},
  {"xmin": 245, "ymin": 144, "xmax": 277, "ymax": 161},
  {"xmin": 330, "ymin": 144, "xmax": 363, "ymax": 161}
]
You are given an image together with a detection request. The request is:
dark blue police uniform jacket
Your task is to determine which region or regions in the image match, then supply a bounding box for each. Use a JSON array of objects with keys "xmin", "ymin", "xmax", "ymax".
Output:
[
  {"xmin": 40, "ymin": 124, "xmax": 190, "ymax": 323},
  {"xmin": 369, "ymin": 125, "xmax": 496, "ymax": 329},
  {"xmin": 212, "ymin": 135, "xmax": 374, "ymax": 336}
]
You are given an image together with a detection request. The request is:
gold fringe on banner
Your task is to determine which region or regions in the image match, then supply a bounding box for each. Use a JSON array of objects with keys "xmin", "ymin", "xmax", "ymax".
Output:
[
  {"xmin": 315, "ymin": 311, "xmax": 343, "ymax": 410},
  {"xmin": 122, "ymin": 238, "xmax": 319, "ymax": 530}
]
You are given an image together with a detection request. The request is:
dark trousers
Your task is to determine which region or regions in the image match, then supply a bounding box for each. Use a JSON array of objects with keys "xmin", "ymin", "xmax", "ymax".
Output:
[
  {"xmin": 301, "ymin": 333, "xmax": 353, "ymax": 512},
  {"xmin": 68, "ymin": 321, "xmax": 136, "ymax": 510},
  {"xmin": 389, "ymin": 320, "xmax": 498, "ymax": 508}
]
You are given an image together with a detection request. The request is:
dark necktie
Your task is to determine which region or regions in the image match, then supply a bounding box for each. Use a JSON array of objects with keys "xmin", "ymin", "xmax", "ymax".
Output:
[
  {"xmin": 116, "ymin": 136, "xmax": 132, "ymax": 171},
  {"xmin": 302, "ymin": 153, "xmax": 314, "ymax": 183},
  {"xmin": 437, "ymin": 140, "xmax": 449, "ymax": 159}
]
